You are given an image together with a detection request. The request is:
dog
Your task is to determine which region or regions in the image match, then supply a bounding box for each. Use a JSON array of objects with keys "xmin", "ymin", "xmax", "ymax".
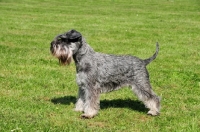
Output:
[{"xmin": 50, "ymin": 29, "xmax": 160, "ymax": 118}]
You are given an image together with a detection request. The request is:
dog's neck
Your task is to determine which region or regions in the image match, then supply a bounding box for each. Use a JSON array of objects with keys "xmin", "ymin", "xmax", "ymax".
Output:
[{"xmin": 73, "ymin": 38, "xmax": 95, "ymax": 64}]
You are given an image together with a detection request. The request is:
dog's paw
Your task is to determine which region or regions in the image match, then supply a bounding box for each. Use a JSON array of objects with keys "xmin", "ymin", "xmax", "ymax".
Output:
[
  {"xmin": 74, "ymin": 108, "xmax": 84, "ymax": 112},
  {"xmin": 81, "ymin": 114, "xmax": 94, "ymax": 119},
  {"xmin": 147, "ymin": 110, "xmax": 160, "ymax": 116}
]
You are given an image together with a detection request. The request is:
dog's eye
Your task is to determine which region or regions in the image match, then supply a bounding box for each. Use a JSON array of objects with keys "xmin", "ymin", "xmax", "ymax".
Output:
[{"xmin": 57, "ymin": 38, "xmax": 64, "ymax": 43}]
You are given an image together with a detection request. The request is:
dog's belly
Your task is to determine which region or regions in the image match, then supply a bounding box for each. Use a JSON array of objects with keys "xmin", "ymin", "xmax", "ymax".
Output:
[{"xmin": 99, "ymin": 83, "xmax": 130, "ymax": 93}]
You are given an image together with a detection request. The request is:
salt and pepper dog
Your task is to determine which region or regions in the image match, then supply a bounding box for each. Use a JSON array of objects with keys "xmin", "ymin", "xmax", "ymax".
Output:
[{"xmin": 50, "ymin": 29, "xmax": 160, "ymax": 118}]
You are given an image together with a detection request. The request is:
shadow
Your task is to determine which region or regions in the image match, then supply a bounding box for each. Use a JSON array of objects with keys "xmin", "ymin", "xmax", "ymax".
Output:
[
  {"xmin": 51, "ymin": 96, "xmax": 76, "ymax": 105},
  {"xmin": 101, "ymin": 99, "xmax": 148, "ymax": 113},
  {"xmin": 51, "ymin": 96, "xmax": 147, "ymax": 113}
]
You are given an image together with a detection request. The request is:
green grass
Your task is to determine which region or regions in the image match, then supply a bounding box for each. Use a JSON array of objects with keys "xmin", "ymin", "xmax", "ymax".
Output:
[{"xmin": 0, "ymin": 0, "xmax": 200, "ymax": 131}]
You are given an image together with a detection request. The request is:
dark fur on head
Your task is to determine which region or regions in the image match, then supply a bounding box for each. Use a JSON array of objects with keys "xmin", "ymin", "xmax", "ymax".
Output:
[{"xmin": 50, "ymin": 29, "xmax": 82, "ymax": 65}]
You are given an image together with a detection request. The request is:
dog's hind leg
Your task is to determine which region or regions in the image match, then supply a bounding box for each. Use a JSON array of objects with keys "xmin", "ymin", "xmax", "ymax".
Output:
[{"xmin": 131, "ymin": 81, "xmax": 160, "ymax": 116}]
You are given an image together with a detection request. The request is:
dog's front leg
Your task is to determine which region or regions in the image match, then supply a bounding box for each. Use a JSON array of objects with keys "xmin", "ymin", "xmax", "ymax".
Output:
[
  {"xmin": 74, "ymin": 87, "xmax": 85, "ymax": 112},
  {"xmin": 81, "ymin": 87, "xmax": 100, "ymax": 119}
]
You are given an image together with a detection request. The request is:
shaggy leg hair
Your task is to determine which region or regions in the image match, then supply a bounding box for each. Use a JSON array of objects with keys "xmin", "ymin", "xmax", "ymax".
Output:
[{"xmin": 50, "ymin": 29, "xmax": 160, "ymax": 118}]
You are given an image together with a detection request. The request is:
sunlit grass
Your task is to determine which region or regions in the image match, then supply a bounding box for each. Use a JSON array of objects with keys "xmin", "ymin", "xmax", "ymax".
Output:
[{"xmin": 0, "ymin": 0, "xmax": 200, "ymax": 131}]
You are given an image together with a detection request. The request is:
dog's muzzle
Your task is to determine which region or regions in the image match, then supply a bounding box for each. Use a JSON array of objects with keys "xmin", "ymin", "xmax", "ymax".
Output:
[{"xmin": 50, "ymin": 41, "xmax": 73, "ymax": 65}]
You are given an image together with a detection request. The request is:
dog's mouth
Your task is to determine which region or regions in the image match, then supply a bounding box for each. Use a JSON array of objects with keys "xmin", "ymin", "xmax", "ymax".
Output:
[
  {"xmin": 58, "ymin": 55, "xmax": 72, "ymax": 65},
  {"xmin": 51, "ymin": 44, "xmax": 73, "ymax": 65}
]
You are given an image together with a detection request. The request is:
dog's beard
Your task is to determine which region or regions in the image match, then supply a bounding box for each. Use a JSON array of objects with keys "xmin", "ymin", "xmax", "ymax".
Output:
[{"xmin": 51, "ymin": 44, "xmax": 73, "ymax": 65}]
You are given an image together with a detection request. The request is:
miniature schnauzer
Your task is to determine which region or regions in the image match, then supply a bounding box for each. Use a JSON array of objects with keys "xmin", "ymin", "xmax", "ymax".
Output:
[{"xmin": 50, "ymin": 29, "xmax": 160, "ymax": 118}]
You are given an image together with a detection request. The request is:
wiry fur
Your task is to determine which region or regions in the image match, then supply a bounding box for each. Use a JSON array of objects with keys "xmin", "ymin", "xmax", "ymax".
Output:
[{"xmin": 50, "ymin": 29, "xmax": 161, "ymax": 118}]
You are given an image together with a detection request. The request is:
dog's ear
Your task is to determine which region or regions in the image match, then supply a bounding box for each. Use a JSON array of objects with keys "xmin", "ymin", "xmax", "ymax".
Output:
[
  {"xmin": 67, "ymin": 29, "xmax": 82, "ymax": 41},
  {"xmin": 54, "ymin": 34, "xmax": 67, "ymax": 41},
  {"xmin": 60, "ymin": 34, "xmax": 67, "ymax": 39}
]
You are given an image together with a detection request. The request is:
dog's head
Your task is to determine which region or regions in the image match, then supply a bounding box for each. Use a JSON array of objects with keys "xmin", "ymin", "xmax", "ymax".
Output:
[{"xmin": 50, "ymin": 29, "xmax": 82, "ymax": 65}]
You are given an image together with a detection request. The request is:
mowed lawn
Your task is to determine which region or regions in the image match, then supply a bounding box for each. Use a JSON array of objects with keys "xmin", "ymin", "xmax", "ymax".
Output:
[{"xmin": 0, "ymin": 0, "xmax": 200, "ymax": 131}]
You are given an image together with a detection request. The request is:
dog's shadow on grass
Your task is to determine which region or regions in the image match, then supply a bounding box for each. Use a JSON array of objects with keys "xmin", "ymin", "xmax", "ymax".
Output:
[
  {"xmin": 51, "ymin": 96, "xmax": 147, "ymax": 113},
  {"xmin": 51, "ymin": 96, "xmax": 76, "ymax": 105},
  {"xmin": 100, "ymin": 99, "xmax": 148, "ymax": 113}
]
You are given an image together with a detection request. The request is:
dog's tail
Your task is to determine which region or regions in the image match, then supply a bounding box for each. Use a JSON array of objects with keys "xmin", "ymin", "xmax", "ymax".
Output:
[{"xmin": 143, "ymin": 42, "xmax": 159, "ymax": 65}]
